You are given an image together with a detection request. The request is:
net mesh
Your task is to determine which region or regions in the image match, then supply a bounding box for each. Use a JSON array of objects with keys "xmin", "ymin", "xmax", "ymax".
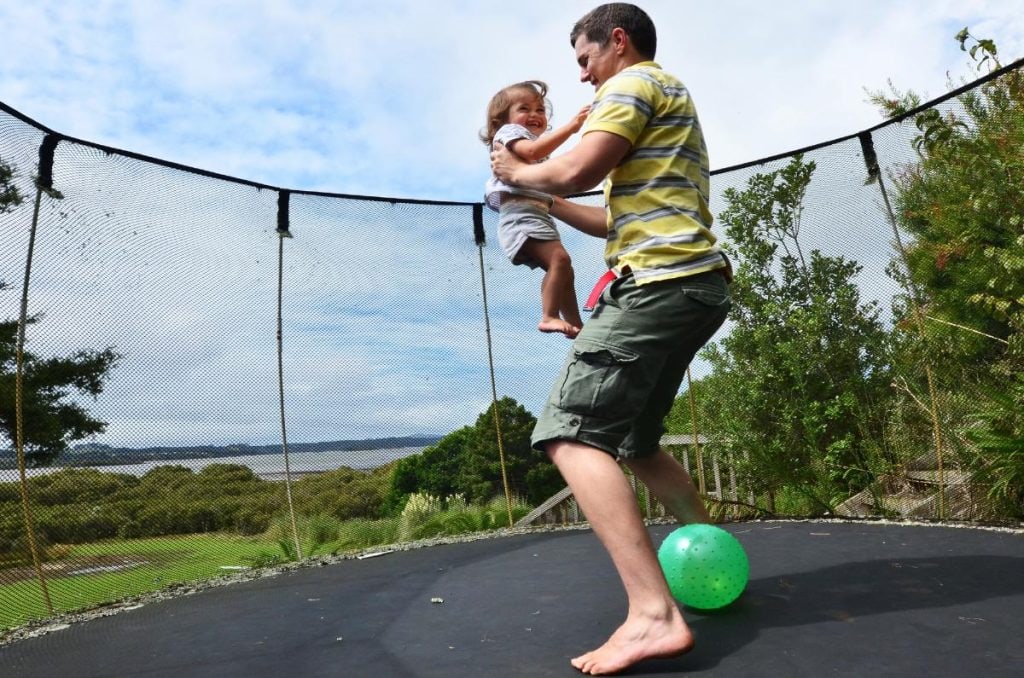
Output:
[{"xmin": 1, "ymin": 59, "xmax": 1022, "ymax": 631}]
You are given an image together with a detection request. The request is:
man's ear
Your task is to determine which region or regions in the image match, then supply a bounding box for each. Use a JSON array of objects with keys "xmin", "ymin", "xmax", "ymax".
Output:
[{"xmin": 611, "ymin": 27, "xmax": 628, "ymax": 55}]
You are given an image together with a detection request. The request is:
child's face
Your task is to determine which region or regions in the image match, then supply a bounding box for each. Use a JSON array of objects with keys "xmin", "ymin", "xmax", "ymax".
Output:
[{"xmin": 507, "ymin": 93, "xmax": 548, "ymax": 137}]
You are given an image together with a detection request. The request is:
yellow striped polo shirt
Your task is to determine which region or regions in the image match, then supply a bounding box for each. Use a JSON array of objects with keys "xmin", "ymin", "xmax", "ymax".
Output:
[{"xmin": 584, "ymin": 61, "xmax": 726, "ymax": 284}]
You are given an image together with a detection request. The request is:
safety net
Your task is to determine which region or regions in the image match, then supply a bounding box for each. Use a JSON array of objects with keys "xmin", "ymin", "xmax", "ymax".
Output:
[{"xmin": 1, "ymin": 57, "xmax": 1021, "ymax": 632}]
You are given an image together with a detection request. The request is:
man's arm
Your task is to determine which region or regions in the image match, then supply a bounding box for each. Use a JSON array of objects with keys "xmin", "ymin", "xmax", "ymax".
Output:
[
  {"xmin": 550, "ymin": 197, "xmax": 608, "ymax": 238},
  {"xmin": 507, "ymin": 105, "xmax": 590, "ymax": 163},
  {"xmin": 491, "ymin": 130, "xmax": 631, "ymax": 196}
]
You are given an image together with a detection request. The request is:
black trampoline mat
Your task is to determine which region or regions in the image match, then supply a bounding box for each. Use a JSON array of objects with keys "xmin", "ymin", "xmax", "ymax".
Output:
[{"xmin": 2, "ymin": 521, "xmax": 1021, "ymax": 677}]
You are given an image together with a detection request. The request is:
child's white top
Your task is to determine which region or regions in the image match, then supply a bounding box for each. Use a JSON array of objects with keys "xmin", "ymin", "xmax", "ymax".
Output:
[{"xmin": 484, "ymin": 123, "xmax": 555, "ymax": 211}]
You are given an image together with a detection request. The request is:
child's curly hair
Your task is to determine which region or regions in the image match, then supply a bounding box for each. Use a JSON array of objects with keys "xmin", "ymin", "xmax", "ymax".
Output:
[{"xmin": 479, "ymin": 80, "xmax": 551, "ymax": 146}]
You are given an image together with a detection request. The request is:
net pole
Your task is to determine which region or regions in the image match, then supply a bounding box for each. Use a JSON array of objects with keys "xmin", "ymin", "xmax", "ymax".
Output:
[
  {"xmin": 876, "ymin": 174, "xmax": 946, "ymax": 519},
  {"xmin": 862, "ymin": 131, "xmax": 946, "ymax": 519},
  {"xmin": 685, "ymin": 368, "xmax": 708, "ymax": 496},
  {"xmin": 276, "ymin": 228, "xmax": 303, "ymax": 560},
  {"xmin": 475, "ymin": 206, "xmax": 514, "ymax": 527},
  {"xmin": 15, "ymin": 184, "xmax": 54, "ymax": 614}
]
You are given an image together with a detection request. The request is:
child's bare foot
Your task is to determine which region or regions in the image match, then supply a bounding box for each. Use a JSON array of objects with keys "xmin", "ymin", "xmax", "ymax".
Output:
[
  {"xmin": 570, "ymin": 608, "xmax": 694, "ymax": 675},
  {"xmin": 539, "ymin": 317, "xmax": 580, "ymax": 338}
]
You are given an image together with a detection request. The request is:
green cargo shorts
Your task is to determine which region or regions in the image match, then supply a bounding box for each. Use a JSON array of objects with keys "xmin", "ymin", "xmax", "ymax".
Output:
[{"xmin": 531, "ymin": 268, "xmax": 731, "ymax": 459}]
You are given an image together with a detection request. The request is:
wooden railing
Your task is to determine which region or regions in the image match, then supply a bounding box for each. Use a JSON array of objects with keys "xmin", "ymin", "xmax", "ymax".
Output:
[
  {"xmin": 515, "ymin": 435, "xmax": 753, "ymax": 527},
  {"xmin": 517, "ymin": 436, "xmax": 1005, "ymax": 526}
]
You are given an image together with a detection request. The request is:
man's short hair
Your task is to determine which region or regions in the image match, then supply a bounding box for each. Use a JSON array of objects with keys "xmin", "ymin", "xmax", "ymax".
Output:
[{"xmin": 571, "ymin": 3, "xmax": 657, "ymax": 60}]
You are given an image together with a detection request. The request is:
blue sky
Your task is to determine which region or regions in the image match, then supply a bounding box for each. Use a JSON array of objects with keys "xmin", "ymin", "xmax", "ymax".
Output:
[
  {"xmin": 3, "ymin": 0, "xmax": 1022, "ymax": 200},
  {"xmin": 2, "ymin": 1, "xmax": 1023, "ymax": 449}
]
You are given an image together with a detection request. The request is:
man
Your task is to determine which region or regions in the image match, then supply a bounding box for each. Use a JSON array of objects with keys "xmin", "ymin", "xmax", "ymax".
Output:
[{"xmin": 490, "ymin": 3, "xmax": 732, "ymax": 675}]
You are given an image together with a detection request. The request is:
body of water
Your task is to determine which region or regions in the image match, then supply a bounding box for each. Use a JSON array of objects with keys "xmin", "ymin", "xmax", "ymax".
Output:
[{"xmin": 1, "ymin": 447, "xmax": 424, "ymax": 482}]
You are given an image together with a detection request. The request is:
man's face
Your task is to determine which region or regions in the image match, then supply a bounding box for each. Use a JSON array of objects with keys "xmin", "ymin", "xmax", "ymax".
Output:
[{"xmin": 574, "ymin": 33, "xmax": 617, "ymax": 89}]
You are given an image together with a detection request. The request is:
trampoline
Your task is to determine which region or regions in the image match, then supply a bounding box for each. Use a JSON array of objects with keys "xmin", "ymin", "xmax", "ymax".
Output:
[{"xmin": 1, "ymin": 520, "xmax": 1021, "ymax": 677}]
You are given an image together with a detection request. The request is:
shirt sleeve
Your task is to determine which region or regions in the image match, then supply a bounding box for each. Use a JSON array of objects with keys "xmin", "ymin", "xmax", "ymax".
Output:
[
  {"xmin": 583, "ymin": 74, "xmax": 655, "ymax": 145},
  {"xmin": 492, "ymin": 123, "xmax": 534, "ymax": 148}
]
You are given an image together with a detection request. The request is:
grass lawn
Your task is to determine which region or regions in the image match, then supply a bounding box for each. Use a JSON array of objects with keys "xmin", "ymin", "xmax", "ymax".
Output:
[
  {"xmin": 1, "ymin": 500, "xmax": 529, "ymax": 634},
  {"xmin": 1, "ymin": 533, "xmax": 278, "ymax": 632}
]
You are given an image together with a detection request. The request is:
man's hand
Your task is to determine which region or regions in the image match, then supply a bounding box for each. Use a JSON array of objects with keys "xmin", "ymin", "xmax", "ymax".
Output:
[{"xmin": 490, "ymin": 142, "xmax": 527, "ymax": 185}]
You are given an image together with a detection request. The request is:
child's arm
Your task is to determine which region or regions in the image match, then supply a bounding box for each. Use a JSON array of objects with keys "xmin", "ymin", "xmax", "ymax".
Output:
[{"xmin": 507, "ymin": 105, "xmax": 590, "ymax": 163}]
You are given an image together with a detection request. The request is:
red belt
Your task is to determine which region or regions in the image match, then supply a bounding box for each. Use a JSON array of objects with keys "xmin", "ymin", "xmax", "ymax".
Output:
[
  {"xmin": 583, "ymin": 263, "xmax": 732, "ymax": 311},
  {"xmin": 583, "ymin": 269, "xmax": 620, "ymax": 311}
]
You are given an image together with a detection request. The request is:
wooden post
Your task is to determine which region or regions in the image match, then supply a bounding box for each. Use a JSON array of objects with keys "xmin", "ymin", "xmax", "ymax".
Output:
[
  {"xmin": 728, "ymin": 453, "xmax": 739, "ymax": 501},
  {"xmin": 712, "ymin": 455, "xmax": 723, "ymax": 499}
]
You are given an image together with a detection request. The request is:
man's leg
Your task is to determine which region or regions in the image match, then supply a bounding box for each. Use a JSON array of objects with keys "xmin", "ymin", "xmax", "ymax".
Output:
[
  {"xmin": 618, "ymin": 272, "xmax": 731, "ymax": 526},
  {"xmin": 547, "ymin": 440, "xmax": 694, "ymax": 675},
  {"xmin": 622, "ymin": 449, "xmax": 711, "ymax": 524},
  {"xmin": 533, "ymin": 271, "xmax": 730, "ymax": 673}
]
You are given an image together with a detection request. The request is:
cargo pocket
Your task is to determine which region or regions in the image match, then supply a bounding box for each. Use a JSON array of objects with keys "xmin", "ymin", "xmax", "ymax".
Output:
[
  {"xmin": 557, "ymin": 340, "xmax": 640, "ymax": 418},
  {"xmin": 680, "ymin": 282, "xmax": 731, "ymax": 309}
]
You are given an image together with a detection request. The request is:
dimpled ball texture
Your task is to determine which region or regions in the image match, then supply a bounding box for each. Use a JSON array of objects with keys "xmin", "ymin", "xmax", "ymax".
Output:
[{"xmin": 657, "ymin": 523, "xmax": 749, "ymax": 609}]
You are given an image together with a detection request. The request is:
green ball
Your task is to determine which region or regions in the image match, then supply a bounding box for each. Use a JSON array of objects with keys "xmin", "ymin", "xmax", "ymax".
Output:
[{"xmin": 657, "ymin": 524, "xmax": 749, "ymax": 609}]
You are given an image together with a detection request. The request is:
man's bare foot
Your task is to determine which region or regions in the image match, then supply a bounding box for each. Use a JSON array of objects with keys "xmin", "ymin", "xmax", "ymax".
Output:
[
  {"xmin": 570, "ymin": 608, "xmax": 694, "ymax": 675},
  {"xmin": 539, "ymin": 317, "xmax": 580, "ymax": 338}
]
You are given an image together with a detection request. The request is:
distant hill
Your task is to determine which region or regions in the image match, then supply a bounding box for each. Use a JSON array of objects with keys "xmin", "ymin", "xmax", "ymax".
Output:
[{"xmin": 0, "ymin": 435, "xmax": 442, "ymax": 469}]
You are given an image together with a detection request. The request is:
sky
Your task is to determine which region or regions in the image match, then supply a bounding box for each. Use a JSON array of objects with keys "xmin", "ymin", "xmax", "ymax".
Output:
[
  {"xmin": 2, "ymin": 0, "xmax": 1023, "ymax": 201},
  {"xmin": 2, "ymin": 0, "xmax": 1024, "ymax": 451}
]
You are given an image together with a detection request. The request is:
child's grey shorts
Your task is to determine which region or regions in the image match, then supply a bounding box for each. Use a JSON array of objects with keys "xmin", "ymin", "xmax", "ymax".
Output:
[{"xmin": 497, "ymin": 200, "xmax": 560, "ymax": 269}]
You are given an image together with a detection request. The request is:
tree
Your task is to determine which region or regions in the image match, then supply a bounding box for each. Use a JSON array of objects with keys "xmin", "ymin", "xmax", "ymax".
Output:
[
  {"xmin": 868, "ymin": 30, "xmax": 1024, "ymax": 514},
  {"xmin": 702, "ymin": 155, "xmax": 893, "ymax": 512},
  {"xmin": 387, "ymin": 426, "xmax": 474, "ymax": 511},
  {"xmin": 0, "ymin": 318, "xmax": 122, "ymax": 466},
  {"xmin": 1, "ymin": 157, "xmax": 122, "ymax": 467},
  {"xmin": 461, "ymin": 396, "xmax": 562, "ymax": 505},
  {"xmin": 868, "ymin": 31, "xmax": 1022, "ymax": 367},
  {"xmin": 293, "ymin": 464, "xmax": 392, "ymax": 520},
  {"xmin": 385, "ymin": 397, "xmax": 561, "ymax": 510},
  {"xmin": 0, "ymin": 156, "xmax": 23, "ymax": 215}
]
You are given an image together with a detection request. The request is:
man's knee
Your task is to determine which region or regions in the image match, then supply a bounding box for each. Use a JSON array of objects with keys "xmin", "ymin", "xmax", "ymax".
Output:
[{"xmin": 543, "ymin": 438, "xmax": 619, "ymax": 467}]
